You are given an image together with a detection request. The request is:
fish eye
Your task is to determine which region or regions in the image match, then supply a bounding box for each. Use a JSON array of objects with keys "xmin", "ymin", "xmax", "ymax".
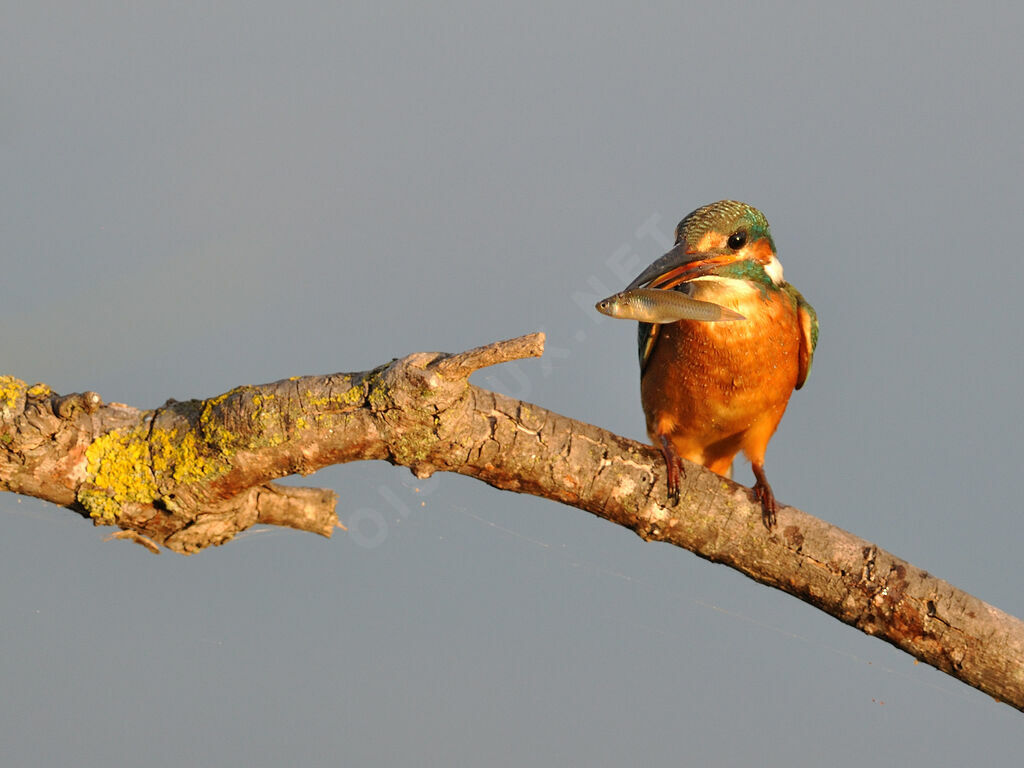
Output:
[{"xmin": 727, "ymin": 230, "xmax": 747, "ymax": 250}]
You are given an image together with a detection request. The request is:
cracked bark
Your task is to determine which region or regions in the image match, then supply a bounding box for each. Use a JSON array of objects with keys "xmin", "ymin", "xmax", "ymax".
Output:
[{"xmin": 1, "ymin": 333, "xmax": 1022, "ymax": 710}]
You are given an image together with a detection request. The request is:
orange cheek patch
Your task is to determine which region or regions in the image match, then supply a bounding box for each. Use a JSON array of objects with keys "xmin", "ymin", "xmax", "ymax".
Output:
[
  {"xmin": 693, "ymin": 232, "xmax": 726, "ymax": 251},
  {"xmin": 748, "ymin": 239, "xmax": 775, "ymax": 264}
]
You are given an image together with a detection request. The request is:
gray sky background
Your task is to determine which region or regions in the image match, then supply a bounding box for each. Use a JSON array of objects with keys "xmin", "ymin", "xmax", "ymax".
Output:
[{"xmin": 4, "ymin": 2, "xmax": 1024, "ymax": 765}]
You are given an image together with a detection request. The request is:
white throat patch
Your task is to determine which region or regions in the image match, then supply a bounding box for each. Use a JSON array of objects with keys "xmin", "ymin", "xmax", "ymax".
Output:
[{"xmin": 763, "ymin": 255, "xmax": 785, "ymax": 285}]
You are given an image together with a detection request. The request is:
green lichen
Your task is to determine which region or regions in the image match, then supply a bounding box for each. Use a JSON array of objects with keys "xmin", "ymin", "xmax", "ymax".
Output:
[
  {"xmin": 389, "ymin": 429, "xmax": 433, "ymax": 464},
  {"xmin": 360, "ymin": 367, "xmax": 442, "ymax": 465},
  {"xmin": 78, "ymin": 426, "xmax": 226, "ymax": 524}
]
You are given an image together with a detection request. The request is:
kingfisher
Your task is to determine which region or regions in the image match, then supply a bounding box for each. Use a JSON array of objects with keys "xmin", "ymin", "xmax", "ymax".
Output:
[{"xmin": 625, "ymin": 200, "xmax": 818, "ymax": 527}]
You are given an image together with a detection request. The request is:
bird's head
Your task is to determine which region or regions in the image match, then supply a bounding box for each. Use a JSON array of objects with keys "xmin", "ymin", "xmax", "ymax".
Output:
[{"xmin": 627, "ymin": 200, "xmax": 782, "ymax": 291}]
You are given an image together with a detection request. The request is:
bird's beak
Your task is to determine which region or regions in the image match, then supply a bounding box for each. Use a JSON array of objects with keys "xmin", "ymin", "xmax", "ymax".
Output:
[{"xmin": 626, "ymin": 243, "xmax": 736, "ymax": 291}]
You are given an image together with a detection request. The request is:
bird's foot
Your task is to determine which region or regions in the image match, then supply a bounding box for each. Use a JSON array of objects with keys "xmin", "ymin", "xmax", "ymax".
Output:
[
  {"xmin": 658, "ymin": 435, "xmax": 683, "ymax": 505},
  {"xmin": 754, "ymin": 483, "xmax": 777, "ymax": 529},
  {"xmin": 751, "ymin": 463, "xmax": 777, "ymax": 530}
]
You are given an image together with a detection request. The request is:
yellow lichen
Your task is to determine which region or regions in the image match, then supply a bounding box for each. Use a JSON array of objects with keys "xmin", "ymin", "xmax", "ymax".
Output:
[
  {"xmin": 302, "ymin": 376, "xmax": 364, "ymax": 411},
  {"xmin": 172, "ymin": 432, "xmax": 220, "ymax": 484},
  {"xmin": 0, "ymin": 375, "xmax": 26, "ymax": 410},
  {"xmin": 79, "ymin": 429, "xmax": 158, "ymax": 523},
  {"xmin": 199, "ymin": 385, "xmax": 296, "ymax": 453},
  {"xmin": 78, "ymin": 426, "xmax": 225, "ymax": 524},
  {"xmin": 198, "ymin": 386, "xmax": 247, "ymax": 454},
  {"xmin": 337, "ymin": 383, "xmax": 365, "ymax": 407},
  {"xmin": 26, "ymin": 382, "xmax": 52, "ymax": 398},
  {"xmin": 149, "ymin": 428, "xmax": 221, "ymax": 485}
]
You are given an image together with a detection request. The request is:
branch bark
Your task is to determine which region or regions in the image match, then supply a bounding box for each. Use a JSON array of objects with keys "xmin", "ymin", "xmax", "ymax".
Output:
[{"xmin": 1, "ymin": 335, "xmax": 1022, "ymax": 710}]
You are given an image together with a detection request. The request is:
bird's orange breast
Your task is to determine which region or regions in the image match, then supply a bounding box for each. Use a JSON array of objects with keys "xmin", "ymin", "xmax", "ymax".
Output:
[{"xmin": 640, "ymin": 284, "xmax": 801, "ymax": 472}]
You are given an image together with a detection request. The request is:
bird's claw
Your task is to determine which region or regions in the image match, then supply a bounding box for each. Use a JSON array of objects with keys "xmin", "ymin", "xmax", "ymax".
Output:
[
  {"xmin": 667, "ymin": 480, "xmax": 680, "ymax": 506},
  {"xmin": 754, "ymin": 484, "xmax": 777, "ymax": 529},
  {"xmin": 751, "ymin": 464, "xmax": 777, "ymax": 530},
  {"xmin": 658, "ymin": 434, "xmax": 683, "ymax": 505}
]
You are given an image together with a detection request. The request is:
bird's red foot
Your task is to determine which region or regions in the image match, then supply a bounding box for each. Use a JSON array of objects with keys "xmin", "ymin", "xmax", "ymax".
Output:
[
  {"xmin": 658, "ymin": 434, "xmax": 683, "ymax": 505},
  {"xmin": 751, "ymin": 463, "xmax": 777, "ymax": 529}
]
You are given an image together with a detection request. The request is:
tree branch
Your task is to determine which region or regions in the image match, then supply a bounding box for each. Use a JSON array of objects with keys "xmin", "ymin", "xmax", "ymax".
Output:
[{"xmin": 1, "ymin": 336, "xmax": 1022, "ymax": 710}]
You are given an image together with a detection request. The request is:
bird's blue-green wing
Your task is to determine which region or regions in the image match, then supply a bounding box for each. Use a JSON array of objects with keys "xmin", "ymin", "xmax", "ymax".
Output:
[
  {"xmin": 785, "ymin": 284, "xmax": 818, "ymax": 390},
  {"xmin": 637, "ymin": 322, "xmax": 659, "ymax": 372}
]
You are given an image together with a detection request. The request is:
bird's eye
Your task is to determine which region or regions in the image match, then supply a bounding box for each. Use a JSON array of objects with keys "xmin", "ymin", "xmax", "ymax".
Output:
[{"xmin": 727, "ymin": 231, "xmax": 747, "ymax": 250}]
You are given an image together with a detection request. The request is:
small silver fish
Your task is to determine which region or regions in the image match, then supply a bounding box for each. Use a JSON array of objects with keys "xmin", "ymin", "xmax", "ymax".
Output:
[{"xmin": 595, "ymin": 288, "xmax": 745, "ymax": 324}]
